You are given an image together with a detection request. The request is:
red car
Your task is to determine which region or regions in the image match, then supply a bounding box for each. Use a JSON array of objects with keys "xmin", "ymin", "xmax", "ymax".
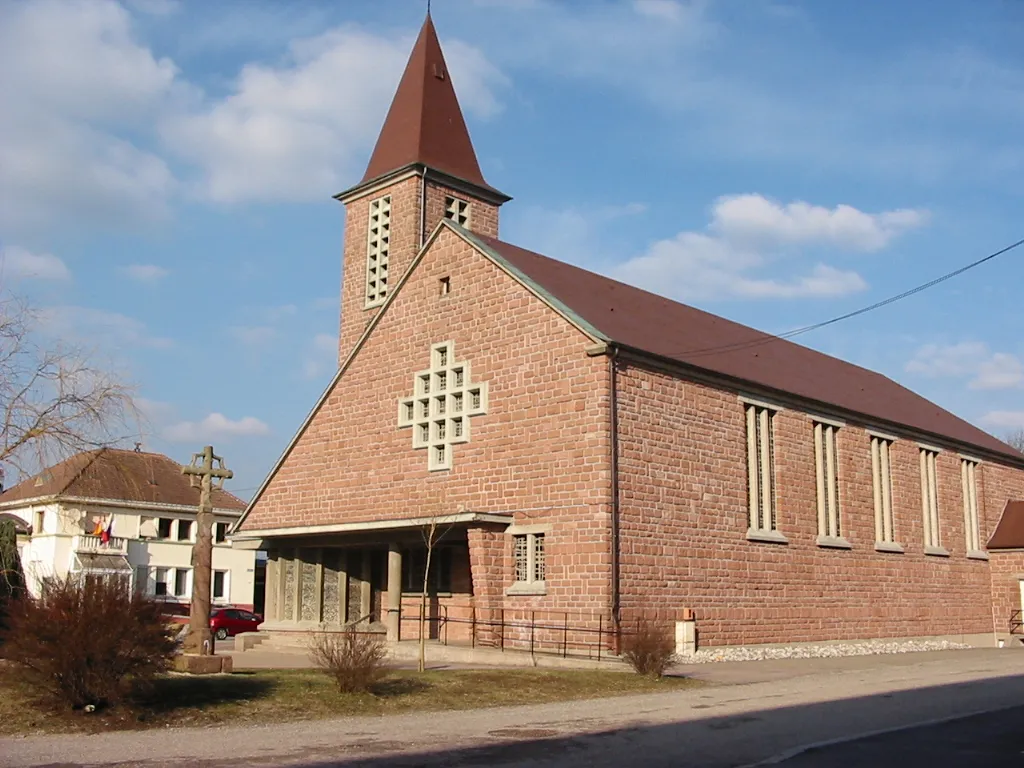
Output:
[{"xmin": 210, "ymin": 607, "xmax": 263, "ymax": 639}]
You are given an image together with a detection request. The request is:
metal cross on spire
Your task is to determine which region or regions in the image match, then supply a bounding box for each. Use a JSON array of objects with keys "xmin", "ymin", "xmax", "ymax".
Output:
[{"xmin": 181, "ymin": 445, "xmax": 233, "ymax": 656}]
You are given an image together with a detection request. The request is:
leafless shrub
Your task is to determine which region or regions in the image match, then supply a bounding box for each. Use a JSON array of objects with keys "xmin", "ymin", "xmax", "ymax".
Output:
[
  {"xmin": 308, "ymin": 628, "xmax": 390, "ymax": 693},
  {"xmin": 621, "ymin": 616, "xmax": 677, "ymax": 678},
  {"xmin": 0, "ymin": 575, "xmax": 177, "ymax": 710}
]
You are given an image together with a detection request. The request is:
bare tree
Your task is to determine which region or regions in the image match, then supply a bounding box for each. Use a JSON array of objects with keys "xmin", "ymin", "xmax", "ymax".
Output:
[
  {"xmin": 0, "ymin": 289, "xmax": 138, "ymax": 480},
  {"xmin": 1006, "ymin": 429, "xmax": 1024, "ymax": 454},
  {"xmin": 417, "ymin": 508, "xmax": 455, "ymax": 673}
]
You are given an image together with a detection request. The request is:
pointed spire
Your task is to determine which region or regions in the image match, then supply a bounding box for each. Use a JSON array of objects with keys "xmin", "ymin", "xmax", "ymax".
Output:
[{"xmin": 360, "ymin": 14, "xmax": 498, "ymax": 192}]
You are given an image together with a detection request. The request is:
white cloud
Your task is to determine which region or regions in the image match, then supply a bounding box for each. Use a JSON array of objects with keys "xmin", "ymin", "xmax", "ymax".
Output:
[
  {"xmin": 610, "ymin": 194, "xmax": 922, "ymax": 301},
  {"xmin": 0, "ymin": 245, "xmax": 71, "ymax": 280},
  {"xmin": 905, "ymin": 342, "xmax": 1024, "ymax": 390},
  {"xmin": 634, "ymin": 0, "xmax": 688, "ymax": 23},
  {"xmin": 123, "ymin": 263, "xmax": 169, "ymax": 283},
  {"xmin": 0, "ymin": 0, "xmax": 177, "ymax": 234},
  {"xmin": 161, "ymin": 26, "xmax": 506, "ymax": 203},
  {"xmin": 710, "ymin": 195, "xmax": 929, "ymax": 251},
  {"xmin": 38, "ymin": 306, "xmax": 174, "ymax": 349},
  {"xmin": 228, "ymin": 325, "xmax": 279, "ymax": 347},
  {"xmin": 981, "ymin": 411, "xmax": 1024, "ymax": 430},
  {"xmin": 164, "ymin": 413, "xmax": 270, "ymax": 443},
  {"xmin": 303, "ymin": 332, "xmax": 339, "ymax": 379}
]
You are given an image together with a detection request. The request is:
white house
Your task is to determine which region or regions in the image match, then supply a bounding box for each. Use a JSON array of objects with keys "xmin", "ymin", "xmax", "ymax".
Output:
[{"xmin": 0, "ymin": 447, "xmax": 256, "ymax": 610}]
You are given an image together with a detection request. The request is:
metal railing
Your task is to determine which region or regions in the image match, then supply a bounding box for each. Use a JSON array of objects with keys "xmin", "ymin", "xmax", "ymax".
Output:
[
  {"xmin": 399, "ymin": 605, "xmax": 637, "ymax": 661},
  {"xmin": 72, "ymin": 534, "xmax": 128, "ymax": 554},
  {"xmin": 1011, "ymin": 610, "xmax": 1022, "ymax": 635}
]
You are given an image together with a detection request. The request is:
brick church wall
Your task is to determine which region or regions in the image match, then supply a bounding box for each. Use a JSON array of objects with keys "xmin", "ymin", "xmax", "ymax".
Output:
[
  {"xmin": 616, "ymin": 359, "xmax": 1024, "ymax": 647},
  {"xmin": 247, "ymin": 226, "xmax": 614, "ymax": 623}
]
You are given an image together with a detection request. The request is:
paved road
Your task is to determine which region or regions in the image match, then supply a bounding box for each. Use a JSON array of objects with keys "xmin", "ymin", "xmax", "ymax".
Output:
[
  {"xmin": 771, "ymin": 704, "xmax": 1024, "ymax": 767},
  {"xmin": 3, "ymin": 649, "xmax": 1024, "ymax": 767}
]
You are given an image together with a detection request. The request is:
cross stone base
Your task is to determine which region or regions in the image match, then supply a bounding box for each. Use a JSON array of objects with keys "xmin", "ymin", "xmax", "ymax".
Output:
[{"xmin": 173, "ymin": 654, "xmax": 233, "ymax": 674}]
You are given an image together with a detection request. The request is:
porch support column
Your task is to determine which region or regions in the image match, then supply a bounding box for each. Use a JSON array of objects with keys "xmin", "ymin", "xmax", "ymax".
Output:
[
  {"xmin": 386, "ymin": 544, "xmax": 402, "ymax": 642},
  {"xmin": 265, "ymin": 552, "xmax": 279, "ymax": 622}
]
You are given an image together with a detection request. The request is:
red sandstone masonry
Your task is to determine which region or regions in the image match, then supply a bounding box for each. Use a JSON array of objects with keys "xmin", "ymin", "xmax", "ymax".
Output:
[
  {"xmin": 248, "ymin": 226, "xmax": 614, "ymax": 620},
  {"xmin": 338, "ymin": 176, "xmax": 500, "ymax": 362},
  {"xmin": 615, "ymin": 359, "xmax": 1024, "ymax": 647}
]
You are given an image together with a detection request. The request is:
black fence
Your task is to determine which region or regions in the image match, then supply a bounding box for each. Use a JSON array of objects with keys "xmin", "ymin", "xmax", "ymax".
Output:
[{"xmin": 398, "ymin": 605, "xmax": 655, "ymax": 661}]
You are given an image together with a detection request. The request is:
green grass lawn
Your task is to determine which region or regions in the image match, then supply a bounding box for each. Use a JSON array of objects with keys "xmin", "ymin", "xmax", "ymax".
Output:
[{"xmin": 0, "ymin": 667, "xmax": 702, "ymax": 736}]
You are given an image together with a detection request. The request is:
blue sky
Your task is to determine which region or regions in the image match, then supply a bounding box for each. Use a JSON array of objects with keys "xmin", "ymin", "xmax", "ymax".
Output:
[{"xmin": 1, "ymin": 0, "xmax": 1022, "ymax": 498}]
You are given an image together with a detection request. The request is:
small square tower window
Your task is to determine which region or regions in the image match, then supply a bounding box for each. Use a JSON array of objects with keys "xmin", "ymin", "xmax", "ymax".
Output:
[
  {"xmin": 439, "ymin": 276, "xmax": 450, "ymax": 296},
  {"xmin": 444, "ymin": 196, "xmax": 470, "ymax": 227}
]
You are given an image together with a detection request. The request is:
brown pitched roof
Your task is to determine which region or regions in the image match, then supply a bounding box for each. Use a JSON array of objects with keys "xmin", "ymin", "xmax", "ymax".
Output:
[
  {"xmin": 360, "ymin": 14, "xmax": 500, "ymax": 193},
  {"xmin": 472, "ymin": 231, "xmax": 1023, "ymax": 463},
  {"xmin": 989, "ymin": 501, "xmax": 1024, "ymax": 549},
  {"xmin": 0, "ymin": 448, "xmax": 245, "ymax": 511}
]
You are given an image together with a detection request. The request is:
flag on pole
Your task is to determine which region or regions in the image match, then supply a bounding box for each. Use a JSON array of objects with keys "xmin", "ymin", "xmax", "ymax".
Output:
[{"xmin": 100, "ymin": 514, "xmax": 113, "ymax": 544}]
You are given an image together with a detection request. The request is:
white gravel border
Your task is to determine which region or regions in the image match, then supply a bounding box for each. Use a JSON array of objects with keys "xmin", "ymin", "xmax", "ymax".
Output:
[{"xmin": 682, "ymin": 638, "xmax": 970, "ymax": 663}]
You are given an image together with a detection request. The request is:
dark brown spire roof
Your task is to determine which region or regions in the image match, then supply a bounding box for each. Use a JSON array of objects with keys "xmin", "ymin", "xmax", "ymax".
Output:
[
  {"xmin": 0, "ymin": 448, "xmax": 246, "ymax": 511},
  {"xmin": 361, "ymin": 14, "xmax": 498, "ymax": 192}
]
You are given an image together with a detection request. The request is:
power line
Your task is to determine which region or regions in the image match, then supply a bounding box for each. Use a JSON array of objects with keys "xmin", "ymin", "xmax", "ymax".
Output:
[{"xmin": 671, "ymin": 236, "xmax": 1024, "ymax": 360}]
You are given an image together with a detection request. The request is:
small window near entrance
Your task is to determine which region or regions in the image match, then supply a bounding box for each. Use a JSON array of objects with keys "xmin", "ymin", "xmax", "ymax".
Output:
[{"xmin": 512, "ymin": 533, "xmax": 545, "ymax": 589}]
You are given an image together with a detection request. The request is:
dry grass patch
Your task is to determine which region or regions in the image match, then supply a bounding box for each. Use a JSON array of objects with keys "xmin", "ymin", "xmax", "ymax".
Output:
[{"xmin": 0, "ymin": 664, "xmax": 701, "ymax": 735}]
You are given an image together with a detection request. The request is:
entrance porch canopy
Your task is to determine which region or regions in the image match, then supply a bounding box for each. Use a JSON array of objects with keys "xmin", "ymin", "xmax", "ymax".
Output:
[
  {"xmin": 239, "ymin": 512, "xmax": 512, "ymax": 640},
  {"xmin": 230, "ymin": 511, "xmax": 512, "ymax": 546}
]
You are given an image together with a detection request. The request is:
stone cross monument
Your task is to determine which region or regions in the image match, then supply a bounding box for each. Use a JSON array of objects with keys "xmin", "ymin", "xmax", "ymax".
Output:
[{"xmin": 182, "ymin": 445, "xmax": 233, "ymax": 655}]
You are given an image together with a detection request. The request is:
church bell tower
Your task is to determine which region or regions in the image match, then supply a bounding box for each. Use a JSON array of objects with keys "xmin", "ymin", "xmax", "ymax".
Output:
[{"xmin": 334, "ymin": 13, "xmax": 511, "ymax": 361}]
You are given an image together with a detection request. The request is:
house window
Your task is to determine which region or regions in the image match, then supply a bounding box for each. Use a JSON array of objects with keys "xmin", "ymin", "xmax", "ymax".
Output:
[
  {"xmin": 215, "ymin": 522, "xmax": 228, "ymax": 544},
  {"xmin": 920, "ymin": 448, "xmax": 942, "ymax": 551},
  {"xmin": 365, "ymin": 195, "xmax": 392, "ymax": 307},
  {"xmin": 155, "ymin": 567, "xmax": 170, "ymax": 597},
  {"xmin": 157, "ymin": 518, "xmax": 173, "ymax": 539},
  {"xmin": 444, "ymin": 196, "xmax": 470, "ymax": 227},
  {"xmin": 745, "ymin": 404, "xmax": 778, "ymax": 536},
  {"xmin": 439, "ymin": 276, "xmax": 450, "ymax": 296},
  {"xmin": 213, "ymin": 570, "xmax": 228, "ymax": 600},
  {"xmin": 513, "ymin": 533, "xmax": 545, "ymax": 585},
  {"xmin": 814, "ymin": 422, "xmax": 842, "ymax": 541},
  {"xmin": 177, "ymin": 520, "xmax": 192, "ymax": 541},
  {"xmin": 34, "ymin": 510, "xmax": 45, "ymax": 534},
  {"xmin": 871, "ymin": 436, "xmax": 896, "ymax": 545},
  {"xmin": 397, "ymin": 340, "xmax": 488, "ymax": 471},
  {"xmin": 961, "ymin": 458, "xmax": 981, "ymax": 553},
  {"xmin": 173, "ymin": 568, "xmax": 190, "ymax": 598}
]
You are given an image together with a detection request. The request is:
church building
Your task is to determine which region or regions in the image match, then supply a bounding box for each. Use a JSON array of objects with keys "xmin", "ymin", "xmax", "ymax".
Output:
[{"xmin": 234, "ymin": 14, "xmax": 1024, "ymax": 652}]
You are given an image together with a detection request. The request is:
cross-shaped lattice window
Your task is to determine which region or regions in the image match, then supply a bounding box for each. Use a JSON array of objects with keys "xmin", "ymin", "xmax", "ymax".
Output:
[
  {"xmin": 398, "ymin": 341, "xmax": 488, "ymax": 470},
  {"xmin": 444, "ymin": 196, "xmax": 470, "ymax": 227}
]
